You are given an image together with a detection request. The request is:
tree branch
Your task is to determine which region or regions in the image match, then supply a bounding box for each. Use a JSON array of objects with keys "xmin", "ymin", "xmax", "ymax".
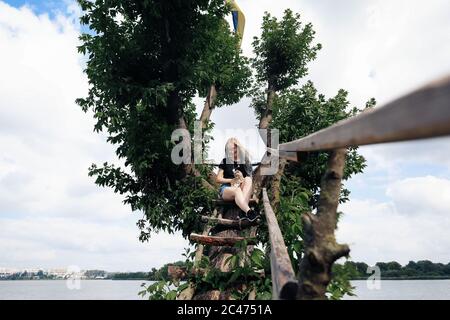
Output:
[
  {"xmin": 254, "ymin": 83, "xmax": 277, "ymax": 198},
  {"xmin": 171, "ymin": 109, "xmax": 216, "ymax": 191},
  {"xmin": 199, "ymin": 85, "xmax": 217, "ymax": 130},
  {"xmin": 271, "ymin": 158, "xmax": 287, "ymax": 213},
  {"xmin": 297, "ymin": 148, "xmax": 350, "ymax": 300},
  {"xmin": 259, "ymin": 84, "xmax": 276, "ymax": 130}
]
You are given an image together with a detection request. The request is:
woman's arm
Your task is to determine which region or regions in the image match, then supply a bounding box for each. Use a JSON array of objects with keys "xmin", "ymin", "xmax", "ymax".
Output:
[{"xmin": 216, "ymin": 169, "xmax": 234, "ymax": 184}]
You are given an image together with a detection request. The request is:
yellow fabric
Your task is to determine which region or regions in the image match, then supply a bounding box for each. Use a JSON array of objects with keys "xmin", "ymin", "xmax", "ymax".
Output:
[{"xmin": 226, "ymin": 0, "xmax": 245, "ymax": 46}]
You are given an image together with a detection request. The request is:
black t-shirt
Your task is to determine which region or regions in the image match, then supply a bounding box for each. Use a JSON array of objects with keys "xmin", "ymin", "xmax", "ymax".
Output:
[{"xmin": 218, "ymin": 158, "xmax": 252, "ymax": 179}]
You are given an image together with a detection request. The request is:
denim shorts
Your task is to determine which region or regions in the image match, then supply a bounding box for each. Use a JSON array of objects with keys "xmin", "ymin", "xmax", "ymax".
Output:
[{"xmin": 218, "ymin": 183, "xmax": 231, "ymax": 198}]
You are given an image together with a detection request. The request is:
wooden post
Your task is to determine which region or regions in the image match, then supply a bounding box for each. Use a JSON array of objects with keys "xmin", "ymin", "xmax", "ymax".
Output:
[{"xmin": 297, "ymin": 148, "xmax": 350, "ymax": 299}]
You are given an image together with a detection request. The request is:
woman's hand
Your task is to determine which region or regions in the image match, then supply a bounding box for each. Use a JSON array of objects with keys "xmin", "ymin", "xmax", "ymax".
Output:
[
  {"xmin": 234, "ymin": 170, "xmax": 244, "ymax": 180},
  {"xmin": 231, "ymin": 171, "xmax": 243, "ymax": 187},
  {"xmin": 231, "ymin": 177, "xmax": 242, "ymax": 187}
]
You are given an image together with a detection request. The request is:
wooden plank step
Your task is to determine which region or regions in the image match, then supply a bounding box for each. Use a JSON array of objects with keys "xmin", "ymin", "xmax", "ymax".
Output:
[
  {"xmin": 168, "ymin": 266, "xmax": 205, "ymax": 280},
  {"xmin": 193, "ymin": 208, "xmax": 218, "ymax": 265},
  {"xmin": 189, "ymin": 233, "xmax": 257, "ymax": 246},
  {"xmin": 168, "ymin": 265, "xmax": 265, "ymax": 281},
  {"xmin": 213, "ymin": 198, "xmax": 259, "ymax": 206},
  {"xmin": 167, "ymin": 265, "xmax": 188, "ymax": 280},
  {"xmin": 200, "ymin": 215, "xmax": 260, "ymax": 228}
]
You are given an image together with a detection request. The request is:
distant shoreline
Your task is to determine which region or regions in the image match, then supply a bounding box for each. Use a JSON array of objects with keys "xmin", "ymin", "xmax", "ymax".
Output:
[
  {"xmin": 2, "ymin": 277, "xmax": 450, "ymax": 281},
  {"xmin": 352, "ymin": 276, "xmax": 450, "ymax": 281}
]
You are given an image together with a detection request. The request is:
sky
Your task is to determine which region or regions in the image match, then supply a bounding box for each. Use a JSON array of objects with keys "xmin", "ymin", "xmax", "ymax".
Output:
[{"xmin": 0, "ymin": 0, "xmax": 449, "ymax": 272}]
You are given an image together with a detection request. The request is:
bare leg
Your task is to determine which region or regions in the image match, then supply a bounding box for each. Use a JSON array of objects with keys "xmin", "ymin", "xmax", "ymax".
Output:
[
  {"xmin": 222, "ymin": 187, "xmax": 251, "ymax": 213},
  {"xmin": 240, "ymin": 177, "xmax": 253, "ymax": 203}
]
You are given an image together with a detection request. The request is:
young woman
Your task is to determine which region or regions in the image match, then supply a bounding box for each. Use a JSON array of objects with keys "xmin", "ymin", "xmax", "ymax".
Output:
[{"xmin": 215, "ymin": 137, "xmax": 259, "ymax": 221}]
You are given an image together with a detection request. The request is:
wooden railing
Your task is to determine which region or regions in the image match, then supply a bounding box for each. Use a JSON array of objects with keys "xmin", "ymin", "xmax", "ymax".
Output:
[
  {"xmin": 263, "ymin": 74, "xmax": 450, "ymax": 299},
  {"xmin": 274, "ymin": 75, "xmax": 450, "ymax": 159},
  {"xmin": 262, "ymin": 188, "xmax": 298, "ymax": 299}
]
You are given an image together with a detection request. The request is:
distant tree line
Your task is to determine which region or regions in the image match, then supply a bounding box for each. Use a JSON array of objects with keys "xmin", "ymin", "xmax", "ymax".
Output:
[
  {"xmin": 114, "ymin": 259, "xmax": 450, "ymax": 281},
  {"xmin": 334, "ymin": 260, "xmax": 450, "ymax": 280},
  {"xmin": 4, "ymin": 260, "xmax": 448, "ymax": 281},
  {"xmin": 0, "ymin": 263, "xmax": 186, "ymax": 281},
  {"xmin": 108, "ymin": 261, "xmax": 187, "ymax": 281},
  {"xmin": 0, "ymin": 270, "xmax": 51, "ymax": 280}
]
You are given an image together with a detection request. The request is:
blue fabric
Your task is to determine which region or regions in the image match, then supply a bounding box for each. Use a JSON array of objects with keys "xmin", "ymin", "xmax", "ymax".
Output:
[
  {"xmin": 232, "ymin": 11, "xmax": 238, "ymax": 32},
  {"xmin": 219, "ymin": 183, "xmax": 231, "ymax": 198}
]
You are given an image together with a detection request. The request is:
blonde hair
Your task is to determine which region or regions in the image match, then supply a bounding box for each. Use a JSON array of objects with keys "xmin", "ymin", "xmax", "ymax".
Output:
[{"xmin": 224, "ymin": 137, "xmax": 251, "ymax": 164}]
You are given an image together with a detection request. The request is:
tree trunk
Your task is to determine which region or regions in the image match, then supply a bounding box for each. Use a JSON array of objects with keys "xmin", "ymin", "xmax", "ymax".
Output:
[
  {"xmin": 254, "ymin": 82, "xmax": 277, "ymax": 198},
  {"xmin": 297, "ymin": 148, "xmax": 350, "ymax": 300},
  {"xmin": 259, "ymin": 84, "xmax": 276, "ymax": 130}
]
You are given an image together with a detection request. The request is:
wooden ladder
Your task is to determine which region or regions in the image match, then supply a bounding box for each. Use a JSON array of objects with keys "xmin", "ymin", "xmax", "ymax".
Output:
[{"xmin": 178, "ymin": 198, "xmax": 260, "ymax": 300}]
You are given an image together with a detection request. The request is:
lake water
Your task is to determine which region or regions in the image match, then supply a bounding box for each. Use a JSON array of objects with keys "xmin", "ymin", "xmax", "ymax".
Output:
[
  {"xmin": 0, "ymin": 280, "xmax": 151, "ymax": 300},
  {"xmin": 0, "ymin": 280, "xmax": 449, "ymax": 300},
  {"xmin": 346, "ymin": 279, "xmax": 450, "ymax": 300}
]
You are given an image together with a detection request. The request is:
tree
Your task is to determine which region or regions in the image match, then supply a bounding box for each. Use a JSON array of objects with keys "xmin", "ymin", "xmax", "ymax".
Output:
[
  {"xmin": 77, "ymin": 0, "xmax": 251, "ymax": 240},
  {"xmin": 249, "ymin": 9, "xmax": 373, "ymax": 299},
  {"xmin": 78, "ymin": 3, "xmax": 372, "ymax": 300},
  {"xmin": 376, "ymin": 261, "xmax": 402, "ymax": 272},
  {"xmin": 251, "ymin": 9, "xmax": 321, "ymax": 136},
  {"xmin": 354, "ymin": 262, "xmax": 369, "ymax": 276},
  {"xmin": 269, "ymin": 84, "xmax": 373, "ymax": 299},
  {"xmin": 338, "ymin": 260, "xmax": 450, "ymax": 279}
]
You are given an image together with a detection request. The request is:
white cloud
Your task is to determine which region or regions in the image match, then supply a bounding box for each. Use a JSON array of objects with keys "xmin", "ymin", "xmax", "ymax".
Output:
[
  {"xmin": 358, "ymin": 137, "xmax": 450, "ymax": 172},
  {"xmin": 207, "ymin": 0, "xmax": 450, "ymax": 167},
  {"xmin": 0, "ymin": 1, "xmax": 187, "ymax": 271},
  {"xmin": 0, "ymin": 217, "xmax": 187, "ymax": 271},
  {"xmin": 337, "ymin": 176, "xmax": 450, "ymax": 265},
  {"xmin": 233, "ymin": 0, "xmax": 450, "ymax": 106},
  {"xmin": 387, "ymin": 176, "xmax": 450, "ymax": 217}
]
